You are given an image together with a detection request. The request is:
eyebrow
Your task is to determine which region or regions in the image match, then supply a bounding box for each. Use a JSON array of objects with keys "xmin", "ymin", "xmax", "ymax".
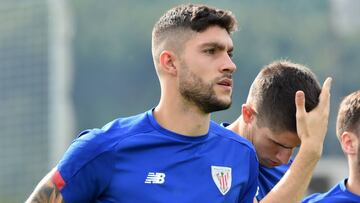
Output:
[
  {"xmin": 272, "ymin": 140, "xmax": 293, "ymax": 149},
  {"xmin": 200, "ymin": 42, "xmax": 233, "ymax": 52}
]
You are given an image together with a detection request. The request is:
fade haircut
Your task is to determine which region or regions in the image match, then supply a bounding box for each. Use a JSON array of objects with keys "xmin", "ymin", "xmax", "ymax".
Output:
[
  {"xmin": 336, "ymin": 90, "xmax": 360, "ymax": 139},
  {"xmin": 248, "ymin": 60, "xmax": 321, "ymax": 134},
  {"xmin": 152, "ymin": 4, "xmax": 237, "ymax": 72}
]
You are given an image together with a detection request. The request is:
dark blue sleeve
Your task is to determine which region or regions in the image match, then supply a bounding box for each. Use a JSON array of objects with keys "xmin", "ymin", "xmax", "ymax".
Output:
[
  {"xmin": 239, "ymin": 149, "xmax": 259, "ymax": 203},
  {"xmin": 56, "ymin": 132, "xmax": 115, "ymax": 203}
]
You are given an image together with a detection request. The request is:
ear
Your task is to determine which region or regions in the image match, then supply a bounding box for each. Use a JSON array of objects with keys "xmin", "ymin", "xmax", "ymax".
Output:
[
  {"xmin": 242, "ymin": 104, "xmax": 256, "ymax": 124},
  {"xmin": 159, "ymin": 50, "xmax": 177, "ymax": 76},
  {"xmin": 340, "ymin": 131, "xmax": 358, "ymax": 155}
]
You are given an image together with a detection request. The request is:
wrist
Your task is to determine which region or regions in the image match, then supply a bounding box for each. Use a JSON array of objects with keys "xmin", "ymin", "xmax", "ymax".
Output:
[{"xmin": 298, "ymin": 141, "xmax": 323, "ymax": 160}]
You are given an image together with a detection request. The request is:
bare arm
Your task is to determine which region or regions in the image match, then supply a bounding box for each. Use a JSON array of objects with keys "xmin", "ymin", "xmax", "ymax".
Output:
[
  {"xmin": 25, "ymin": 168, "xmax": 65, "ymax": 203},
  {"xmin": 259, "ymin": 78, "xmax": 332, "ymax": 203}
]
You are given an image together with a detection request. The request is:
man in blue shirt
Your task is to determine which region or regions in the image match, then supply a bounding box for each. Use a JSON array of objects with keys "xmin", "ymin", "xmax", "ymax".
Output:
[
  {"xmin": 303, "ymin": 90, "xmax": 360, "ymax": 203},
  {"xmin": 225, "ymin": 60, "xmax": 332, "ymax": 202},
  {"xmin": 26, "ymin": 4, "xmax": 259, "ymax": 203}
]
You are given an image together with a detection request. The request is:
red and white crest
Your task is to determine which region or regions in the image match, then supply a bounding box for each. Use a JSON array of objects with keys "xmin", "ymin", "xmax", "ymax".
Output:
[{"xmin": 211, "ymin": 166, "xmax": 232, "ymax": 195}]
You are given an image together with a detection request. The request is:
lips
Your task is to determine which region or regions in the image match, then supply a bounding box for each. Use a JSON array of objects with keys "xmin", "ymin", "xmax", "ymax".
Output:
[
  {"xmin": 269, "ymin": 160, "xmax": 281, "ymax": 166},
  {"xmin": 217, "ymin": 78, "xmax": 233, "ymax": 87}
]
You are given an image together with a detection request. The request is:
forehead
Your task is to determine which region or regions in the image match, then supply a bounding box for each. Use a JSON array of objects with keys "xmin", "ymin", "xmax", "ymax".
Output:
[
  {"xmin": 185, "ymin": 26, "xmax": 233, "ymax": 49},
  {"xmin": 260, "ymin": 127, "xmax": 300, "ymax": 148}
]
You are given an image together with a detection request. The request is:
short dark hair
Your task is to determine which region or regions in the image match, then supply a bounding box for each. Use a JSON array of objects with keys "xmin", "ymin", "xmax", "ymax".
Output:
[
  {"xmin": 152, "ymin": 4, "xmax": 237, "ymax": 69},
  {"xmin": 336, "ymin": 90, "xmax": 360, "ymax": 138},
  {"xmin": 153, "ymin": 4, "xmax": 237, "ymax": 35},
  {"xmin": 249, "ymin": 60, "xmax": 321, "ymax": 133}
]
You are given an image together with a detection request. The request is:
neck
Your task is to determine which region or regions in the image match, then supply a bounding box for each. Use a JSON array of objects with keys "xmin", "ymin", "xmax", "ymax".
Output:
[
  {"xmin": 347, "ymin": 159, "xmax": 360, "ymax": 195},
  {"xmin": 153, "ymin": 99, "xmax": 211, "ymax": 136},
  {"xmin": 227, "ymin": 116, "xmax": 250, "ymax": 140}
]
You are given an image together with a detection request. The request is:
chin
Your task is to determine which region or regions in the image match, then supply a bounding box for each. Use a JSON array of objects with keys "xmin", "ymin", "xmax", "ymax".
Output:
[
  {"xmin": 201, "ymin": 101, "xmax": 231, "ymax": 113},
  {"xmin": 218, "ymin": 100, "xmax": 232, "ymax": 110},
  {"xmin": 217, "ymin": 96, "xmax": 232, "ymax": 107},
  {"xmin": 259, "ymin": 160, "xmax": 274, "ymax": 168}
]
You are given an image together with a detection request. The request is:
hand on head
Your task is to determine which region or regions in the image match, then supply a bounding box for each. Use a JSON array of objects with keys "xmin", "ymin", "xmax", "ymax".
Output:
[{"xmin": 295, "ymin": 77, "xmax": 332, "ymax": 155}]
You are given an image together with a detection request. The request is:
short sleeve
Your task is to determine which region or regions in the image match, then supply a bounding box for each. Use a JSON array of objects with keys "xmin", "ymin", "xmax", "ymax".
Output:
[{"xmin": 55, "ymin": 132, "xmax": 114, "ymax": 202}]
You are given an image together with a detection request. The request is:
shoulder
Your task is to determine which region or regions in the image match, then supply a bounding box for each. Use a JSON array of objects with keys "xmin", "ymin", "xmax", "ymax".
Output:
[
  {"xmin": 71, "ymin": 111, "xmax": 152, "ymax": 151},
  {"xmin": 57, "ymin": 111, "xmax": 154, "ymax": 179},
  {"xmin": 101, "ymin": 110, "xmax": 155, "ymax": 137},
  {"xmin": 302, "ymin": 179, "xmax": 360, "ymax": 203},
  {"xmin": 210, "ymin": 121, "xmax": 256, "ymax": 153}
]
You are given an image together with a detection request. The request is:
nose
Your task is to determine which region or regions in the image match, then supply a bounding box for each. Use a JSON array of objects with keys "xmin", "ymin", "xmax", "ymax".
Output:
[
  {"xmin": 275, "ymin": 148, "xmax": 292, "ymax": 165},
  {"xmin": 220, "ymin": 54, "xmax": 236, "ymax": 73}
]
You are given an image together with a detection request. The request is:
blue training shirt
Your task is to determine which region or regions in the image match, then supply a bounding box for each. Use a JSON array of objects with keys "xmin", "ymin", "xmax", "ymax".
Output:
[
  {"xmin": 54, "ymin": 110, "xmax": 259, "ymax": 203},
  {"xmin": 220, "ymin": 122, "xmax": 292, "ymax": 201},
  {"xmin": 257, "ymin": 160, "xmax": 292, "ymax": 201},
  {"xmin": 302, "ymin": 179, "xmax": 360, "ymax": 203}
]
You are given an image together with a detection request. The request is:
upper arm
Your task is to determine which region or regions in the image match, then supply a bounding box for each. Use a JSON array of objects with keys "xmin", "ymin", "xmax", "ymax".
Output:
[
  {"xmin": 25, "ymin": 168, "xmax": 65, "ymax": 203},
  {"xmin": 27, "ymin": 131, "xmax": 114, "ymax": 202}
]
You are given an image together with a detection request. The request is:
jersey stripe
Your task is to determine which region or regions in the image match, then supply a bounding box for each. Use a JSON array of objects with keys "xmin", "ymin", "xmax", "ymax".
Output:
[{"xmin": 52, "ymin": 170, "xmax": 65, "ymax": 190}]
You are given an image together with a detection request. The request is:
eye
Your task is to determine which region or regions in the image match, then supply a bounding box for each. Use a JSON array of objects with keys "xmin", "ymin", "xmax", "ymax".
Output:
[
  {"xmin": 227, "ymin": 51, "xmax": 233, "ymax": 58},
  {"xmin": 204, "ymin": 48, "xmax": 216, "ymax": 55}
]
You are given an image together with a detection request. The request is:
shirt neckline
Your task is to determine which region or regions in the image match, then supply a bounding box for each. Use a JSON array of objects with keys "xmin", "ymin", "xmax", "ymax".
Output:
[{"xmin": 146, "ymin": 109, "xmax": 210, "ymax": 142}]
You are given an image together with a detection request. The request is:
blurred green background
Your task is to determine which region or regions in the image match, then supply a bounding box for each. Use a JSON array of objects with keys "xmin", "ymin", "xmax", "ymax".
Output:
[
  {"xmin": 72, "ymin": 0, "xmax": 359, "ymax": 155},
  {"xmin": 1, "ymin": 0, "xmax": 359, "ymax": 202}
]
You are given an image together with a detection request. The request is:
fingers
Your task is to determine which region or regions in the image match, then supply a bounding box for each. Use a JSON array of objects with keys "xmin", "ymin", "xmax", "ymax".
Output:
[
  {"xmin": 322, "ymin": 77, "xmax": 332, "ymax": 90},
  {"xmin": 295, "ymin": 90, "xmax": 305, "ymax": 113},
  {"xmin": 318, "ymin": 77, "xmax": 332, "ymax": 111},
  {"xmin": 295, "ymin": 90, "xmax": 306, "ymax": 138},
  {"xmin": 295, "ymin": 90, "xmax": 306, "ymax": 118}
]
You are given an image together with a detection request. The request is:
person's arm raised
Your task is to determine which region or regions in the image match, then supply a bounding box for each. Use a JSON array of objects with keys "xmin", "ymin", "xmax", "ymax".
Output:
[{"xmin": 259, "ymin": 77, "xmax": 332, "ymax": 203}]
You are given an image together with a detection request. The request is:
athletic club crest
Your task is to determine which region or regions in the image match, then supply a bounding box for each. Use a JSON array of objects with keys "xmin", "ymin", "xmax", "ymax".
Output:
[{"xmin": 211, "ymin": 166, "xmax": 232, "ymax": 195}]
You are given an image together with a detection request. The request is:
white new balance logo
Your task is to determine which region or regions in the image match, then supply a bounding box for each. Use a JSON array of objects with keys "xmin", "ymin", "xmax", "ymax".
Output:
[{"xmin": 144, "ymin": 172, "xmax": 166, "ymax": 184}]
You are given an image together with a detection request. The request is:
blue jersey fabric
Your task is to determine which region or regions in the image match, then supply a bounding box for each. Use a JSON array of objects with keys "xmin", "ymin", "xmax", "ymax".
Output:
[
  {"xmin": 302, "ymin": 179, "xmax": 360, "ymax": 203},
  {"xmin": 257, "ymin": 160, "xmax": 292, "ymax": 201},
  {"xmin": 220, "ymin": 122, "xmax": 292, "ymax": 201},
  {"xmin": 56, "ymin": 110, "xmax": 259, "ymax": 203}
]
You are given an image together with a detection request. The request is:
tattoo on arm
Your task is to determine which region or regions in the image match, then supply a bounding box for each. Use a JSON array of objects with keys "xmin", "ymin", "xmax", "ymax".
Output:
[{"xmin": 27, "ymin": 180, "xmax": 64, "ymax": 203}]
